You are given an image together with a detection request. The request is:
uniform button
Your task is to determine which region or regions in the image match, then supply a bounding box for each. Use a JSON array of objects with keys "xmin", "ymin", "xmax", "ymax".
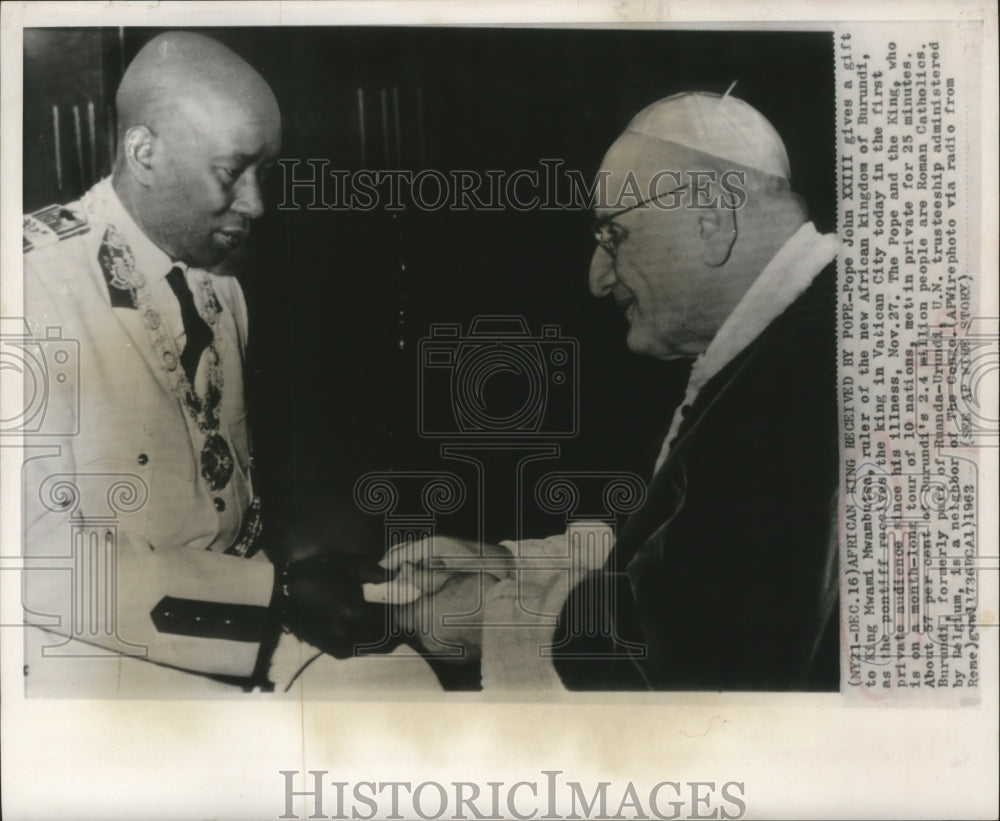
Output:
[
  {"xmin": 680, "ymin": 404, "xmax": 691, "ymax": 417},
  {"xmin": 137, "ymin": 453, "xmax": 149, "ymax": 465},
  {"xmin": 213, "ymin": 497, "xmax": 226, "ymax": 512}
]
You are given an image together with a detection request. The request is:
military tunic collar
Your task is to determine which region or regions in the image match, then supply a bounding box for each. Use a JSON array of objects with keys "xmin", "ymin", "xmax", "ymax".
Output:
[{"xmin": 85, "ymin": 176, "xmax": 188, "ymax": 284}]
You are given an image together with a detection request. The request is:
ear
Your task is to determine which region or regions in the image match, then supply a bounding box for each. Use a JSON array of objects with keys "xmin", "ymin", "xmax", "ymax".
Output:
[
  {"xmin": 121, "ymin": 125, "xmax": 157, "ymax": 187},
  {"xmin": 697, "ymin": 206, "xmax": 737, "ymax": 267}
]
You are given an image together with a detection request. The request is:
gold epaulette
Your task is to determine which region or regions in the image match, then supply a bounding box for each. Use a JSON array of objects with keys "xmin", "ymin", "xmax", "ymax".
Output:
[{"xmin": 23, "ymin": 203, "xmax": 90, "ymax": 253}]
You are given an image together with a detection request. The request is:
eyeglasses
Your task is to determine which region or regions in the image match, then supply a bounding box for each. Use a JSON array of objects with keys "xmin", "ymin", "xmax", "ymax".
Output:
[{"xmin": 592, "ymin": 185, "xmax": 688, "ymax": 260}]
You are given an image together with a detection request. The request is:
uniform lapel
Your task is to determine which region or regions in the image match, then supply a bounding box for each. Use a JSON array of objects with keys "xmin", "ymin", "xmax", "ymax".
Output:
[{"xmin": 89, "ymin": 231, "xmax": 179, "ymax": 399}]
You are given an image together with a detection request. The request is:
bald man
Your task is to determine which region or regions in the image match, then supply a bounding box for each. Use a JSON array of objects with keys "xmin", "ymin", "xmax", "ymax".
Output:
[
  {"xmin": 21, "ymin": 32, "xmax": 398, "ymax": 695},
  {"xmin": 111, "ymin": 32, "xmax": 280, "ymax": 268},
  {"xmin": 387, "ymin": 92, "xmax": 841, "ymax": 691}
]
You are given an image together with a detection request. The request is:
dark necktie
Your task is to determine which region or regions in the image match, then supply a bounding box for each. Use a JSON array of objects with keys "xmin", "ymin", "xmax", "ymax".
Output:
[{"xmin": 165, "ymin": 266, "xmax": 214, "ymax": 383}]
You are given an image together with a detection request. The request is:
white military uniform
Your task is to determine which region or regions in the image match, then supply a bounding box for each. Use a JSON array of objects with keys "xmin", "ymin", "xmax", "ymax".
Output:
[{"xmin": 22, "ymin": 178, "xmax": 274, "ymax": 694}]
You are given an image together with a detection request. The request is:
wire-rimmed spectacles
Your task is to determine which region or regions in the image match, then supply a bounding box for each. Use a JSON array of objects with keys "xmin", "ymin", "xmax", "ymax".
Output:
[{"xmin": 592, "ymin": 185, "xmax": 688, "ymax": 260}]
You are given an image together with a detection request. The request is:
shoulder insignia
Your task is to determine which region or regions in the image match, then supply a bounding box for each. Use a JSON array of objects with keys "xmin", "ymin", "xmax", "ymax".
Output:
[
  {"xmin": 97, "ymin": 226, "xmax": 139, "ymax": 309},
  {"xmin": 23, "ymin": 204, "xmax": 90, "ymax": 253}
]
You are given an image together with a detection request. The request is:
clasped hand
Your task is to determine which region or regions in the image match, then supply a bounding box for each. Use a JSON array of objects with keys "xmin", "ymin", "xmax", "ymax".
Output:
[
  {"xmin": 271, "ymin": 518, "xmax": 514, "ymax": 662},
  {"xmin": 278, "ymin": 551, "xmax": 396, "ymax": 658},
  {"xmin": 271, "ymin": 515, "xmax": 399, "ymax": 659},
  {"xmin": 378, "ymin": 536, "xmax": 515, "ymax": 661}
]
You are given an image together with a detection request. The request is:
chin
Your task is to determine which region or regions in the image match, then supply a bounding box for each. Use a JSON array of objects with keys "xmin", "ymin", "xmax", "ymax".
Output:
[{"xmin": 626, "ymin": 328, "xmax": 662, "ymax": 358}]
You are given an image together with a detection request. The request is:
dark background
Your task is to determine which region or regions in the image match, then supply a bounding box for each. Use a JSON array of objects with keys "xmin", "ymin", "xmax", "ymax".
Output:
[{"xmin": 24, "ymin": 27, "xmax": 835, "ymax": 546}]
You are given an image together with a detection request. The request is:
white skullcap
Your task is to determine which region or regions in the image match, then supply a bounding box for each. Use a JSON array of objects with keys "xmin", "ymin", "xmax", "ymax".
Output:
[{"xmin": 626, "ymin": 91, "xmax": 791, "ymax": 181}]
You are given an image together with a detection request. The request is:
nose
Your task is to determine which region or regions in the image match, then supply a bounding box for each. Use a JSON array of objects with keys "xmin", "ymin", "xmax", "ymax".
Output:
[
  {"xmin": 232, "ymin": 173, "xmax": 265, "ymax": 220},
  {"xmin": 588, "ymin": 247, "xmax": 617, "ymax": 297}
]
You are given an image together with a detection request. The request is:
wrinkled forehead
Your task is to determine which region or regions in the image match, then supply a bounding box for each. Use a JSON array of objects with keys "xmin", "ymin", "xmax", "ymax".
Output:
[{"xmin": 593, "ymin": 131, "xmax": 698, "ymax": 219}]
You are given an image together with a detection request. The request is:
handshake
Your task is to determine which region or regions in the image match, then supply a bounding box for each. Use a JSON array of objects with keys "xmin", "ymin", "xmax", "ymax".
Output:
[
  {"xmin": 269, "ymin": 516, "xmax": 613, "ymax": 668},
  {"xmin": 272, "ymin": 549, "xmax": 401, "ymax": 660},
  {"xmin": 269, "ymin": 517, "xmax": 513, "ymax": 662}
]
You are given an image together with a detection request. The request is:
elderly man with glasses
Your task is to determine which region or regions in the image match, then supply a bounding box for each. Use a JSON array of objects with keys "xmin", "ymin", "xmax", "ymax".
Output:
[{"xmin": 386, "ymin": 91, "xmax": 841, "ymax": 692}]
